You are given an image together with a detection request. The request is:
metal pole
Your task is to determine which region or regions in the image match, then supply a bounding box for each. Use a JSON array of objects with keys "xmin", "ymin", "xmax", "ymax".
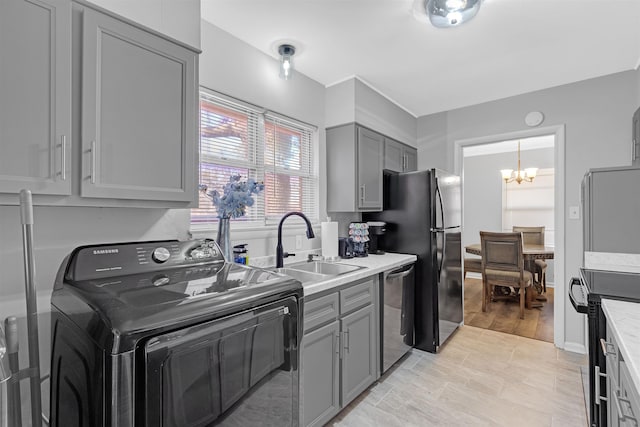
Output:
[{"xmin": 19, "ymin": 190, "xmax": 42, "ymax": 427}]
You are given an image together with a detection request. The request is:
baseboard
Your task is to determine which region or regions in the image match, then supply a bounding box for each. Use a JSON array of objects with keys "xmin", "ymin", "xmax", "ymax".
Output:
[{"xmin": 563, "ymin": 341, "xmax": 587, "ymax": 354}]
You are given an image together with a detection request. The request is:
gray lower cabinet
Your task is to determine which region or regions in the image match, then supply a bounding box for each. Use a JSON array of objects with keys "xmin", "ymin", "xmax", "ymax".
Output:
[
  {"xmin": 604, "ymin": 321, "xmax": 640, "ymax": 427},
  {"xmin": 79, "ymin": 4, "xmax": 198, "ymax": 202},
  {"xmin": 326, "ymin": 124, "xmax": 383, "ymax": 212},
  {"xmin": 301, "ymin": 277, "xmax": 378, "ymax": 427},
  {"xmin": 0, "ymin": 0, "xmax": 72, "ymax": 195},
  {"xmin": 384, "ymin": 137, "xmax": 418, "ymax": 173},
  {"xmin": 633, "ymin": 106, "xmax": 640, "ymax": 166},
  {"xmin": 302, "ymin": 320, "xmax": 341, "ymax": 427}
]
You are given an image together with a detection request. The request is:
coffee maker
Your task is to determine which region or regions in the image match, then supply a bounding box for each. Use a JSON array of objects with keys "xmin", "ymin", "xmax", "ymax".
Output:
[{"xmin": 367, "ymin": 221, "xmax": 386, "ymax": 255}]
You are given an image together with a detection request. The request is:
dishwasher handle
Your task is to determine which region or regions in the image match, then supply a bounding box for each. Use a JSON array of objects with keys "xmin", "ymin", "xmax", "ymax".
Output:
[{"xmin": 386, "ymin": 264, "xmax": 415, "ymax": 280}]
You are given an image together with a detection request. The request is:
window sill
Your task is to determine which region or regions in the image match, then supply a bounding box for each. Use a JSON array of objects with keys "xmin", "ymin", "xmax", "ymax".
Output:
[{"xmin": 189, "ymin": 221, "xmax": 322, "ymax": 240}]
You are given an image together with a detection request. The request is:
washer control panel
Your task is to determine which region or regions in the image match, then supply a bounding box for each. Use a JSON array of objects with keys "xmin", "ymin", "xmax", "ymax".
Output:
[{"xmin": 66, "ymin": 240, "xmax": 225, "ymax": 281}]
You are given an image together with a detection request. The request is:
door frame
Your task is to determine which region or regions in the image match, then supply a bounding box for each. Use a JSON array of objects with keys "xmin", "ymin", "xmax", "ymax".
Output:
[{"xmin": 453, "ymin": 124, "xmax": 566, "ymax": 350}]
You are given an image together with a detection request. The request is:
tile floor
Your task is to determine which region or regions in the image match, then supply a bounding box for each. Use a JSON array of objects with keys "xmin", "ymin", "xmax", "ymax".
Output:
[{"xmin": 329, "ymin": 325, "xmax": 588, "ymax": 427}]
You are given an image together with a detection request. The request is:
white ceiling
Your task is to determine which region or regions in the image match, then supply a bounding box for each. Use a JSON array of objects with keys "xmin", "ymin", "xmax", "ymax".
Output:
[{"xmin": 201, "ymin": 0, "xmax": 640, "ymax": 118}]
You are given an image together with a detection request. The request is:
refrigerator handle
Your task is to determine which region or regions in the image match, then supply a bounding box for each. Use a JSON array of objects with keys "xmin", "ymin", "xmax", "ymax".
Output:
[{"xmin": 435, "ymin": 179, "xmax": 445, "ymax": 230}]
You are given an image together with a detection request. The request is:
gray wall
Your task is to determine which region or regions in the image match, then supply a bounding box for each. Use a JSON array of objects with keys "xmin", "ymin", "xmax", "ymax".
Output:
[
  {"xmin": 417, "ymin": 70, "xmax": 638, "ymax": 350},
  {"xmin": 196, "ymin": 21, "xmax": 326, "ymax": 260},
  {"xmin": 325, "ymin": 77, "xmax": 417, "ymax": 147},
  {"xmin": 87, "ymin": 0, "xmax": 201, "ymax": 48},
  {"xmin": 463, "ymin": 148, "xmax": 555, "ymax": 250}
]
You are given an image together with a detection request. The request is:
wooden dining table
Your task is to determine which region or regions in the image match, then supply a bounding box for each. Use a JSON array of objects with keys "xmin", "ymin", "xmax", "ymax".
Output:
[
  {"xmin": 464, "ymin": 243, "xmax": 554, "ymax": 261},
  {"xmin": 464, "ymin": 243, "xmax": 554, "ymax": 305}
]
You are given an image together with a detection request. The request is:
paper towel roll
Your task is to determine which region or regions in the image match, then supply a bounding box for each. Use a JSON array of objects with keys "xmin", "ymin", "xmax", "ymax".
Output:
[{"xmin": 321, "ymin": 222, "xmax": 339, "ymax": 259}]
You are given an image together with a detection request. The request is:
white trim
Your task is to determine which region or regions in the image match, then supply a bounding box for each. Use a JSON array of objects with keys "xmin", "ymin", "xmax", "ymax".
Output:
[
  {"xmin": 563, "ymin": 341, "xmax": 587, "ymax": 355},
  {"xmin": 325, "ymin": 75, "xmax": 418, "ymax": 118},
  {"xmin": 635, "ymin": 55, "xmax": 640, "ymax": 71},
  {"xmin": 454, "ymin": 124, "xmax": 566, "ymax": 350}
]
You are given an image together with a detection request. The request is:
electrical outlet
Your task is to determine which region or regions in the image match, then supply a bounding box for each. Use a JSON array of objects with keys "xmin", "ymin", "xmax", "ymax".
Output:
[
  {"xmin": 295, "ymin": 235, "xmax": 303, "ymax": 249},
  {"xmin": 569, "ymin": 206, "xmax": 580, "ymax": 220}
]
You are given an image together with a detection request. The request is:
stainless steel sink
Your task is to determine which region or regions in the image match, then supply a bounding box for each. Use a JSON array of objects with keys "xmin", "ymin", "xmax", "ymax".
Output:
[
  {"xmin": 287, "ymin": 261, "xmax": 364, "ymax": 276},
  {"xmin": 270, "ymin": 267, "xmax": 330, "ymax": 284}
]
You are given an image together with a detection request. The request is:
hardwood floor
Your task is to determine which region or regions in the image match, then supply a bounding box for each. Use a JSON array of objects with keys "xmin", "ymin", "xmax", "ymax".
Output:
[
  {"xmin": 464, "ymin": 277, "xmax": 554, "ymax": 343},
  {"xmin": 329, "ymin": 325, "xmax": 588, "ymax": 427}
]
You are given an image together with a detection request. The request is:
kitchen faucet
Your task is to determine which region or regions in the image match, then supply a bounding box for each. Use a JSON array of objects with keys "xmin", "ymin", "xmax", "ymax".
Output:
[{"xmin": 276, "ymin": 212, "xmax": 315, "ymax": 268}]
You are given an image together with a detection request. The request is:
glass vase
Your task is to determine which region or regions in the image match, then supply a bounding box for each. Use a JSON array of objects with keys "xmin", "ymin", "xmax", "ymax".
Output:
[{"xmin": 216, "ymin": 217, "xmax": 232, "ymax": 261}]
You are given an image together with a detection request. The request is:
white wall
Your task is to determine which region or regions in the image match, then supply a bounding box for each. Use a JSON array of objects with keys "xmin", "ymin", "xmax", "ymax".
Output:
[{"xmin": 417, "ymin": 70, "xmax": 638, "ymax": 351}]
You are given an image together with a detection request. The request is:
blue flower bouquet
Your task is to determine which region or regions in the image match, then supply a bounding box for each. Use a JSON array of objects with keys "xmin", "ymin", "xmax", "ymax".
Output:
[{"xmin": 200, "ymin": 174, "xmax": 265, "ymax": 219}]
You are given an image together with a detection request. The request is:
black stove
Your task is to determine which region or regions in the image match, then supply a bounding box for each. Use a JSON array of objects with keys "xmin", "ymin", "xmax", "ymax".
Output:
[{"xmin": 570, "ymin": 268, "xmax": 640, "ymax": 427}]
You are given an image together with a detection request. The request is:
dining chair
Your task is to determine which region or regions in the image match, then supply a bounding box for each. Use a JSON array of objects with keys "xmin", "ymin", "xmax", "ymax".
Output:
[
  {"xmin": 512, "ymin": 226, "xmax": 548, "ymax": 293},
  {"xmin": 463, "ymin": 257, "xmax": 482, "ymax": 279},
  {"xmin": 480, "ymin": 231, "xmax": 534, "ymax": 319}
]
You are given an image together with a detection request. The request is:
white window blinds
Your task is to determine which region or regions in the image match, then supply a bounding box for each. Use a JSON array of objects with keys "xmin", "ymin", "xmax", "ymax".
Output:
[{"xmin": 191, "ymin": 89, "xmax": 318, "ymax": 226}]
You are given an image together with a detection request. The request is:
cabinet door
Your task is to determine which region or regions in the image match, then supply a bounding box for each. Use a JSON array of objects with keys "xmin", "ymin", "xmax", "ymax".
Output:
[
  {"xmin": 340, "ymin": 304, "xmax": 376, "ymax": 407},
  {"xmin": 404, "ymin": 147, "xmax": 418, "ymax": 172},
  {"xmin": 302, "ymin": 321, "xmax": 340, "ymax": 427},
  {"xmin": 619, "ymin": 359, "xmax": 640, "ymax": 427},
  {"xmin": 633, "ymin": 107, "xmax": 640, "ymax": 166},
  {"xmin": 384, "ymin": 138, "xmax": 404, "ymax": 172},
  {"xmin": 0, "ymin": 0, "xmax": 71, "ymax": 195},
  {"xmin": 357, "ymin": 127, "xmax": 383, "ymax": 210},
  {"xmin": 81, "ymin": 8, "xmax": 197, "ymax": 202}
]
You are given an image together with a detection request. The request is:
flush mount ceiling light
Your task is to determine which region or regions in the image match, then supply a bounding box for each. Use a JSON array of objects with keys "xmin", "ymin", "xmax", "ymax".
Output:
[
  {"xmin": 425, "ymin": 0, "xmax": 482, "ymax": 28},
  {"xmin": 278, "ymin": 44, "xmax": 296, "ymax": 80},
  {"xmin": 500, "ymin": 141, "xmax": 538, "ymax": 185}
]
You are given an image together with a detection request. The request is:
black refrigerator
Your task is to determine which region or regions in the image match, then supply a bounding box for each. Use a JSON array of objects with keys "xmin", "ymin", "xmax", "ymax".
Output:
[{"xmin": 364, "ymin": 168, "xmax": 463, "ymax": 353}]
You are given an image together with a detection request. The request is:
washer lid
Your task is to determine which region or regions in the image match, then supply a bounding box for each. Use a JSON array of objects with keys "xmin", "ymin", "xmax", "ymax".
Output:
[{"xmin": 52, "ymin": 240, "xmax": 301, "ymax": 353}]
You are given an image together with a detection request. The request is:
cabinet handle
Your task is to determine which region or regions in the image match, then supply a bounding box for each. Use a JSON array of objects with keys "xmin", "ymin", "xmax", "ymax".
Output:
[
  {"xmin": 59, "ymin": 135, "xmax": 67, "ymax": 181},
  {"xmin": 343, "ymin": 330, "xmax": 350, "ymax": 354},
  {"xmin": 360, "ymin": 185, "xmax": 365, "ymax": 203},
  {"xmin": 403, "ymin": 154, "xmax": 407, "ymax": 170},
  {"xmin": 90, "ymin": 140, "xmax": 97, "ymax": 184},
  {"xmin": 335, "ymin": 333, "xmax": 341, "ymax": 358},
  {"xmin": 595, "ymin": 366, "xmax": 608, "ymax": 405},
  {"xmin": 600, "ymin": 338, "xmax": 616, "ymax": 358}
]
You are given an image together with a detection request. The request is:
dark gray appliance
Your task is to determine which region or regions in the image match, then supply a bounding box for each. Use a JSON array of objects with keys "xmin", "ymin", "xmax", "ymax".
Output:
[
  {"xmin": 570, "ymin": 269, "xmax": 640, "ymax": 427},
  {"xmin": 364, "ymin": 168, "xmax": 463, "ymax": 353},
  {"xmin": 582, "ymin": 166, "xmax": 640, "ymax": 255},
  {"xmin": 381, "ymin": 263, "xmax": 415, "ymax": 373},
  {"xmin": 50, "ymin": 239, "xmax": 302, "ymax": 427}
]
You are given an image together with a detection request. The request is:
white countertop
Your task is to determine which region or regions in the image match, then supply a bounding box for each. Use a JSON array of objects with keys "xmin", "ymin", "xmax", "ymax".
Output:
[
  {"xmin": 585, "ymin": 252, "xmax": 640, "ymax": 273},
  {"xmin": 300, "ymin": 253, "xmax": 417, "ymax": 297},
  {"xmin": 601, "ymin": 299, "xmax": 640, "ymax": 394}
]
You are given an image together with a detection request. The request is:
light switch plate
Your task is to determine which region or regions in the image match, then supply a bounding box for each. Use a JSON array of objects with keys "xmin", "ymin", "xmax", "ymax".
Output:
[
  {"xmin": 295, "ymin": 235, "xmax": 303, "ymax": 249},
  {"xmin": 569, "ymin": 206, "xmax": 580, "ymax": 220}
]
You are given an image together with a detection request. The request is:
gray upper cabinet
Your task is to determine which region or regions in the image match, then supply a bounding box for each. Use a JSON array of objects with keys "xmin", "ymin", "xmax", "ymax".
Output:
[
  {"xmin": 0, "ymin": 0, "xmax": 72, "ymax": 195},
  {"xmin": 384, "ymin": 137, "xmax": 417, "ymax": 173},
  {"xmin": 327, "ymin": 124, "xmax": 383, "ymax": 212},
  {"xmin": 633, "ymin": 106, "xmax": 640, "ymax": 166},
  {"xmin": 80, "ymin": 5, "xmax": 198, "ymax": 202}
]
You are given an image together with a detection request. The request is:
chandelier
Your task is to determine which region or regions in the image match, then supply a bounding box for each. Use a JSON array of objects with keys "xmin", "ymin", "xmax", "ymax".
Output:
[{"xmin": 500, "ymin": 141, "xmax": 538, "ymax": 184}]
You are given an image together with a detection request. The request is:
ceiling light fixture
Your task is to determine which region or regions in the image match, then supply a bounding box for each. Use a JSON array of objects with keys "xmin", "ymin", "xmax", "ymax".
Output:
[
  {"xmin": 278, "ymin": 44, "xmax": 296, "ymax": 80},
  {"xmin": 500, "ymin": 141, "xmax": 538, "ymax": 184},
  {"xmin": 425, "ymin": 0, "xmax": 482, "ymax": 28}
]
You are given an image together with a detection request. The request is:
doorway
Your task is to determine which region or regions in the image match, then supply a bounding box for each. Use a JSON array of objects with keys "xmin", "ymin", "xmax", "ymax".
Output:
[{"xmin": 454, "ymin": 125, "xmax": 565, "ymax": 347}]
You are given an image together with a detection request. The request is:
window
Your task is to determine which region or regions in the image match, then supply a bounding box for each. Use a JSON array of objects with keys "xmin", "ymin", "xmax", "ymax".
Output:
[{"xmin": 191, "ymin": 89, "xmax": 318, "ymax": 226}]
